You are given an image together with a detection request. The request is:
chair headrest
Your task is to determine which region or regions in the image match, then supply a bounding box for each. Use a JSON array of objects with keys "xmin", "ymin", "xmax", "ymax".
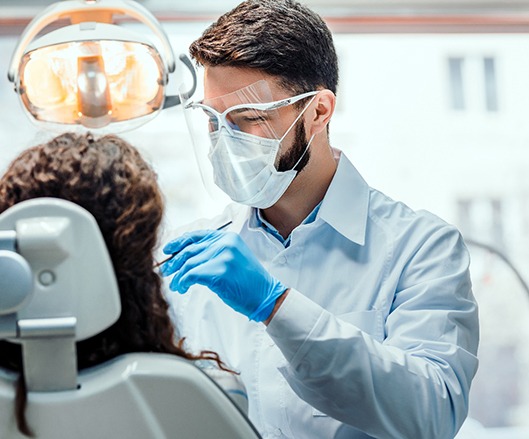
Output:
[{"xmin": 0, "ymin": 197, "xmax": 120, "ymax": 342}]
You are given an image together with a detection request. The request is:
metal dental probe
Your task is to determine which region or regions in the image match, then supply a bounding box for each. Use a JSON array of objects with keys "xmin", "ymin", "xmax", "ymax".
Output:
[{"xmin": 154, "ymin": 220, "xmax": 233, "ymax": 268}]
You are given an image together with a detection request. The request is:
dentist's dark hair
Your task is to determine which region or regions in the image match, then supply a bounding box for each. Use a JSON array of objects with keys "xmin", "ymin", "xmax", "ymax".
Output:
[
  {"xmin": 0, "ymin": 132, "xmax": 227, "ymax": 437},
  {"xmin": 189, "ymin": 0, "xmax": 339, "ymax": 96}
]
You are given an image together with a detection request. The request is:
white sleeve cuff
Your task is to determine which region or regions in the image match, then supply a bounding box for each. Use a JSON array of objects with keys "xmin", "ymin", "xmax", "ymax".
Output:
[{"xmin": 266, "ymin": 288, "xmax": 326, "ymax": 366}]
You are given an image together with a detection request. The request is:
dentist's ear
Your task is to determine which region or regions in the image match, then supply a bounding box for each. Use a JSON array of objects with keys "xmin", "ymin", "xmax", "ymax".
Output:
[{"xmin": 307, "ymin": 90, "xmax": 336, "ymax": 137}]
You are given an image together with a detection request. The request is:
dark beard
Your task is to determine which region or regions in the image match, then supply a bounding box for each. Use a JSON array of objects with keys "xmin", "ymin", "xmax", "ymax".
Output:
[{"xmin": 277, "ymin": 121, "xmax": 311, "ymax": 173}]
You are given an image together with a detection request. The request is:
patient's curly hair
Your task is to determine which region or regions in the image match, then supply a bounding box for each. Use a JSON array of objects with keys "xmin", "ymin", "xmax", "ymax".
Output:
[{"xmin": 0, "ymin": 133, "xmax": 226, "ymax": 436}]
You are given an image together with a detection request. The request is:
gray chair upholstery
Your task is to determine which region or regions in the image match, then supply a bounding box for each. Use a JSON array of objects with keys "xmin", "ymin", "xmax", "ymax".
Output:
[{"xmin": 0, "ymin": 198, "xmax": 260, "ymax": 438}]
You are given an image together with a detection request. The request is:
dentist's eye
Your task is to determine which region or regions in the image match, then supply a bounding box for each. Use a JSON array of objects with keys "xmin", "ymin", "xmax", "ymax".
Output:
[{"xmin": 243, "ymin": 115, "xmax": 267, "ymax": 123}]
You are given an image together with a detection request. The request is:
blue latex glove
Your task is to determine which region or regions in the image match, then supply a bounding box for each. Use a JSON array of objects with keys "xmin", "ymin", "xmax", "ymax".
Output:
[{"xmin": 160, "ymin": 229, "xmax": 287, "ymax": 322}]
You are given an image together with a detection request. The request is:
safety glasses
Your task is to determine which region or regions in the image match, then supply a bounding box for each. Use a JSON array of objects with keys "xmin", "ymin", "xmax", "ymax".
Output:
[{"xmin": 185, "ymin": 90, "xmax": 318, "ymax": 137}]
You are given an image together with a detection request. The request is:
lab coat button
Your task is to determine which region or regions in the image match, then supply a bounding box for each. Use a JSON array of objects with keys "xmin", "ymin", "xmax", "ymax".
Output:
[
  {"xmin": 278, "ymin": 255, "xmax": 287, "ymax": 265},
  {"xmin": 274, "ymin": 428, "xmax": 282, "ymax": 436}
]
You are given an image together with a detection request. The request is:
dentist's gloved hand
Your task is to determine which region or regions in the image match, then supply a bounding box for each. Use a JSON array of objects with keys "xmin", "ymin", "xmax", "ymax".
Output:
[{"xmin": 160, "ymin": 229, "xmax": 287, "ymax": 322}]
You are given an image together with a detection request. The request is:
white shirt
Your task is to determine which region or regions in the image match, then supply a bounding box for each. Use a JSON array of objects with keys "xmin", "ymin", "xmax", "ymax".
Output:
[{"xmin": 166, "ymin": 151, "xmax": 479, "ymax": 439}]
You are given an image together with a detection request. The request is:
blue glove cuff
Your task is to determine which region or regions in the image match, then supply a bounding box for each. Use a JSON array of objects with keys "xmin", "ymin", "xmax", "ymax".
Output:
[{"xmin": 249, "ymin": 280, "xmax": 287, "ymax": 322}]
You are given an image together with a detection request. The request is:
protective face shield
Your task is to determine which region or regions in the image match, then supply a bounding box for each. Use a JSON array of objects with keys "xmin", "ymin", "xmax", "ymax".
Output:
[
  {"xmin": 8, "ymin": 0, "xmax": 196, "ymax": 132},
  {"xmin": 180, "ymin": 80, "xmax": 318, "ymax": 208}
]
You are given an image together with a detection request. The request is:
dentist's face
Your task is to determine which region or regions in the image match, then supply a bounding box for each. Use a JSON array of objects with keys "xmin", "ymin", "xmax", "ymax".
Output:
[{"xmin": 203, "ymin": 66, "xmax": 312, "ymax": 172}]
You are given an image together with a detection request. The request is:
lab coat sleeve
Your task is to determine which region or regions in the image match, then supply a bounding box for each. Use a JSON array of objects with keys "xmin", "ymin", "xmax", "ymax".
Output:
[{"xmin": 266, "ymin": 225, "xmax": 479, "ymax": 439}]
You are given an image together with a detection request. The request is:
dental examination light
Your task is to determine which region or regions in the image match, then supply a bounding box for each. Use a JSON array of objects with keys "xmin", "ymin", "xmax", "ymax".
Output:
[{"xmin": 7, "ymin": 0, "xmax": 196, "ymax": 131}]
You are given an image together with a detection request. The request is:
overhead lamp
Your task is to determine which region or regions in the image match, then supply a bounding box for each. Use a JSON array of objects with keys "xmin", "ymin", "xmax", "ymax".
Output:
[{"xmin": 7, "ymin": 0, "xmax": 196, "ymax": 131}]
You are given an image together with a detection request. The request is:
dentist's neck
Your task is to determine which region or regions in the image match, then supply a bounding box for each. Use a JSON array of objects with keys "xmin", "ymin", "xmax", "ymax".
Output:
[{"xmin": 260, "ymin": 138, "xmax": 337, "ymax": 239}]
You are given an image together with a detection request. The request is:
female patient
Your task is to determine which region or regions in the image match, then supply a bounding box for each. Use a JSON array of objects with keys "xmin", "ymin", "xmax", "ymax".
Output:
[{"xmin": 0, "ymin": 132, "xmax": 244, "ymax": 437}]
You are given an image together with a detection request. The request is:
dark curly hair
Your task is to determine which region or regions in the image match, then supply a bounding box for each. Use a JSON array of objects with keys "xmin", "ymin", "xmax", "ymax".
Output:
[{"xmin": 0, "ymin": 132, "xmax": 227, "ymax": 436}]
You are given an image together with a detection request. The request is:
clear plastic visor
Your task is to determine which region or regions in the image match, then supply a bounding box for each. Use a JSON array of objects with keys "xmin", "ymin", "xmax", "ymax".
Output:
[
  {"xmin": 185, "ymin": 80, "xmax": 317, "ymax": 139},
  {"xmin": 180, "ymin": 80, "xmax": 317, "ymax": 199},
  {"xmin": 18, "ymin": 40, "xmax": 165, "ymax": 130}
]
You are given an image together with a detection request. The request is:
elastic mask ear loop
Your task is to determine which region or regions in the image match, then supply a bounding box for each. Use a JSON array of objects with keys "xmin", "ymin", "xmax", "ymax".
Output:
[
  {"xmin": 277, "ymin": 94, "xmax": 317, "ymax": 172},
  {"xmin": 289, "ymin": 133, "xmax": 315, "ymax": 172},
  {"xmin": 278, "ymin": 94, "xmax": 318, "ymax": 144}
]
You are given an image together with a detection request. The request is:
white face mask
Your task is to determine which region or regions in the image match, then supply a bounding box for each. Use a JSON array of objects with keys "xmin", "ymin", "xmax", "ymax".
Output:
[{"xmin": 208, "ymin": 103, "xmax": 315, "ymax": 209}]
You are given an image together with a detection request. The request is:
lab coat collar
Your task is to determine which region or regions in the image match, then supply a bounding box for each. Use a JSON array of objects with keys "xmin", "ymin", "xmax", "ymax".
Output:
[
  {"xmin": 231, "ymin": 150, "xmax": 369, "ymax": 246},
  {"xmin": 318, "ymin": 150, "xmax": 369, "ymax": 246}
]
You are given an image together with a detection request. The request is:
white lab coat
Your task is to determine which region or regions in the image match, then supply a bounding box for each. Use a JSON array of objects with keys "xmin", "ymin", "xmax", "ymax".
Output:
[{"xmin": 165, "ymin": 151, "xmax": 479, "ymax": 439}]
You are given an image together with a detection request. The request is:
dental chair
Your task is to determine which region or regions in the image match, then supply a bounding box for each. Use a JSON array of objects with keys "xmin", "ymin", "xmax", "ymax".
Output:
[{"xmin": 0, "ymin": 198, "xmax": 261, "ymax": 438}]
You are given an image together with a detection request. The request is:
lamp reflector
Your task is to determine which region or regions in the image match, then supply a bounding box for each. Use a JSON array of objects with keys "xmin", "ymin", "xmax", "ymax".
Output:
[{"xmin": 18, "ymin": 39, "xmax": 165, "ymax": 129}]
